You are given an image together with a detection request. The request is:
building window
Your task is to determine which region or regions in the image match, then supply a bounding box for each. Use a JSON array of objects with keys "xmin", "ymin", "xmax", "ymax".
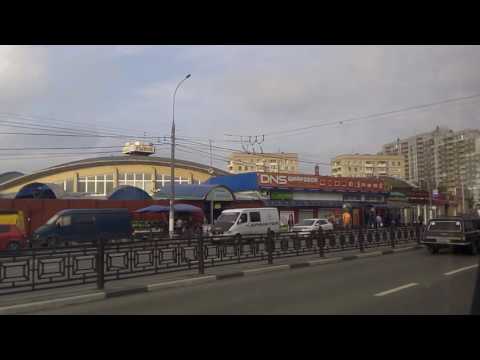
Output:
[
  {"xmin": 155, "ymin": 174, "xmax": 191, "ymax": 189},
  {"xmin": 78, "ymin": 174, "xmax": 114, "ymax": 196}
]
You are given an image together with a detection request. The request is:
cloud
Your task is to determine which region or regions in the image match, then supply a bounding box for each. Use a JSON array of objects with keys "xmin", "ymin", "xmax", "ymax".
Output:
[
  {"xmin": 113, "ymin": 45, "xmax": 154, "ymax": 56},
  {"xmin": 2, "ymin": 45, "xmax": 480, "ymax": 174},
  {"xmin": 0, "ymin": 46, "xmax": 49, "ymax": 109}
]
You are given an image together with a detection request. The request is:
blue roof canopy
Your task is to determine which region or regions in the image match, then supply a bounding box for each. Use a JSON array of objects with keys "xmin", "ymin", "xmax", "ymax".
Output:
[
  {"xmin": 154, "ymin": 184, "xmax": 234, "ymax": 201},
  {"xmin": 15, "ymin": 182, "xmax": 63, "ymax": 199},
  {"xmin": 205, "ymin": 172, "xmax": 258, "ymax": 192},
  {"xmin": 108, "ymin": 185, "xmax": 152, "ymax": 200}
]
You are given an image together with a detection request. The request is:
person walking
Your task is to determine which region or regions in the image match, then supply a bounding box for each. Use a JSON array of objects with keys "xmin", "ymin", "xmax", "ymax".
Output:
[
  {"xmin": 342, "ymin": 211, "xmax": 352, "ymax": 230},
  {"xmin": 175, "ymin": 217, "xmax": 183, "ymax": 235},
  {"xmin": 376, "ymin": 214, "xmax": 383, "ymax": 229},
  {"xmin": 288, "ymin": 214, "xmax": 294, "ymax": 232}
]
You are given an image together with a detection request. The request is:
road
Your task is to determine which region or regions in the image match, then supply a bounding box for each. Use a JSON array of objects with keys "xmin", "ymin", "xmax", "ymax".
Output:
[{"xmin": 29, "ymin": 248, "xmax": 479, "ymax": 314}]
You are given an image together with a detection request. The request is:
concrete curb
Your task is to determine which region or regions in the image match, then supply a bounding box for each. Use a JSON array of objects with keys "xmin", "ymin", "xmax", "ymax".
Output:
[
  {"xmin": 0, "ymin": 244, "xmax": 423, "ymax": 314},
  {"xmin": 0, "ymin": 292, "xmax": 106, "ymax": 315}
]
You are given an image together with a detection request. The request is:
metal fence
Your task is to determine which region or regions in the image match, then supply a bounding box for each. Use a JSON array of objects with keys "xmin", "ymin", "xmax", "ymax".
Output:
[{"xmin": 0, "ymin": 225, "xmax": 423, "ymax": 296}]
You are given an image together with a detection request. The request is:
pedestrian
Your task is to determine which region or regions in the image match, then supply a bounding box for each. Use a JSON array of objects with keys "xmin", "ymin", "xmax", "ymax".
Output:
[
  {"xmin": 288, "ymin": 214, "xmax": 294, "ymax": 232},
  {"xmin": 376, "ymin": 214, "xmax": 383, "ymax": 229},
  {"xmin": 175, "ymin": 217, "xmax": 183, "ymax": 235},
  {"xmin": 342, "ymin": 211, "xmax": 352, "ymax": 230}
]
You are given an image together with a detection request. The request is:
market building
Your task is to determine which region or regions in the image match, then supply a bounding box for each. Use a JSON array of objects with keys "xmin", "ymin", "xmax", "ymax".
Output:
[
  {"xmin": 0, "ymin": 155, "xmax": 229, "ymax": 198},
  {"xmin": 206, "ymin": 172, "xmax": 395, "ymax": 227}
]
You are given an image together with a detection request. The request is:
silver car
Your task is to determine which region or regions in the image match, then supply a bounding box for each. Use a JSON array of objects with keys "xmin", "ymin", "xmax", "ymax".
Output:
[{"xmin": 292, "ymin": 218, "xmax": 334, "ymax": 235}]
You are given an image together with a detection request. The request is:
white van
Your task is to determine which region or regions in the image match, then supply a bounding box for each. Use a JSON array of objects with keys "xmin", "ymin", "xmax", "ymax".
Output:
[{"xmin": 211, "ymin": 208, "xmax": 280, "ymax": 237}]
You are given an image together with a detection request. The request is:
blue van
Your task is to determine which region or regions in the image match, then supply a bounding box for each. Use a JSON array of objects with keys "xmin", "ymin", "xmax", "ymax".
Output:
[{"xmin": 32, "ymin": 209, "xmax": 133, "ymax": 247}]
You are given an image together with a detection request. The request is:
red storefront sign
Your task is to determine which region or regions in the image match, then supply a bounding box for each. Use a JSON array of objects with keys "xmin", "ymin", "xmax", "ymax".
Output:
[{"xmin": 257, "ymin": 173, "xmax": 385, "ymax": 192}]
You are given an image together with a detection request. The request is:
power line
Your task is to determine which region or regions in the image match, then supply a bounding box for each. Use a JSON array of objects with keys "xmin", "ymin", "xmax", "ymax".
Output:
[
  {"xmin": 176, "ymin": 138, "xmax": 331, "ymax": 166},
  {"xmin": 224, "ymin": 92, "xmax": 480, "ymax": 139},
  {"xmin": 0, "ymin": 145, "xmax": 125, "ymax": 151},
  {"xmin": 0, "ymin": 117, "xmax": 125, "ymax": 137},
  {"xmin": 0, "ymin": 111, "xmax": 145, "ymax": 136},
  {"xmin": 0, "ymin": 131, "xmax": 165, "ymax": 139}
]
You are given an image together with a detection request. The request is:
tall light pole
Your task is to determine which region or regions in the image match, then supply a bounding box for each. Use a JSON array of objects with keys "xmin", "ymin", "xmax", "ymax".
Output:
[{"xmin": 169, "ymin": 74, "xmax": 191, "ymax": 238}]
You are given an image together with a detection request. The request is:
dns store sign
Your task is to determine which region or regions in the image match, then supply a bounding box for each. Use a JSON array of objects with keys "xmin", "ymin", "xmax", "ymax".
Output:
[{"xmin": 258, "ymin": 173, "xmax": 384, "ymax": 192}]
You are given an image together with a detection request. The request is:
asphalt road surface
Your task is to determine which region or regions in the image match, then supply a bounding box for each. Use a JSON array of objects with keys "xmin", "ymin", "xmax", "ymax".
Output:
[{"xmin": 30, "ymin": 248, "xmax": 480, "ymax": 314}]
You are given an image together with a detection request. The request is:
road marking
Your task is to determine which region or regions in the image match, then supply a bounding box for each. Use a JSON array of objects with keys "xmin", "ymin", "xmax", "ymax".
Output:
[
  {"xmin": 374, "ymin": 283, "xmax": 419, "ymax": 297},
  {"xmin": 357, "ymin": 251, "xmax": 382, "ymax": 258},
  {"xmin": 444, "ymin": 264, "xmax": 478, "ymax": 276},
  {"xmin": 147, "ymin": 275, "xmax": 216, "ymax": 291},
  {"xmin": 244, "ymin": 265, "xmax": 289, "ymax": 275}
]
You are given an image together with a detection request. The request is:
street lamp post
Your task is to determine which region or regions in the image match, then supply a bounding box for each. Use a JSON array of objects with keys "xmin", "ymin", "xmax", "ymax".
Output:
[{"xmin": 169, "ymin": 74, "xmax": 191, "ymax": 238}]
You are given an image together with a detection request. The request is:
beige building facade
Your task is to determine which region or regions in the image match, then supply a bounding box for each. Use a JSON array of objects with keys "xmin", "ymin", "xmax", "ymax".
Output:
[
  {"xmin": 331, "ymin": 154, "xmax": 405, "ymax": 179},
  {"xmin": 228, "ymin": 152, "xmax": 298, "ymax": 174}
]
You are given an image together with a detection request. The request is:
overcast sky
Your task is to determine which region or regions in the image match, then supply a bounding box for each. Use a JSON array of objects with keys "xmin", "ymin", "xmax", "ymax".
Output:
[{"xmin": 1, "ymin": 45, "xmax": 480, "ymax": 175}]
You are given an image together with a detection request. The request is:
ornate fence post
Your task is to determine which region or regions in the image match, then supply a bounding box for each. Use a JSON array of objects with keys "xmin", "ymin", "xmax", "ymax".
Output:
[
  {"xmin": 198, "ymin": 233, "xmax": 205, "ymax": 275},
  {"xmin": 318, "ymin": 228, "xmax": 325, "ymax": 258},
  {"xmin": 96, "ymin": 237, "xmax": 105, "ymax": 290},
  {"xmin": 267, "ymin": 229, "xmax": 274, "ymax": 265},
  {"xmin": 390, "ymin": 226, "xmax": 395, "ymax": 249},
  {"xmin": 359, "ymin": 228, "xmax": 365, "ymax": 253}
]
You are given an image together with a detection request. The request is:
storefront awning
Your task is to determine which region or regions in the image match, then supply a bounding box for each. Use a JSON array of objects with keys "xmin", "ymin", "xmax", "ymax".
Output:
[{"xmin": 153, "ymin": 184, "xmax": 235, "ymax": 201}]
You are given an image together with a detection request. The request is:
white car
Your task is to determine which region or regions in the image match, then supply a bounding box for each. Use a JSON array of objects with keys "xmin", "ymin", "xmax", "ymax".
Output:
[{"xmin": 292, "ymin": 218, "xmax": 334, "ymax": 234}]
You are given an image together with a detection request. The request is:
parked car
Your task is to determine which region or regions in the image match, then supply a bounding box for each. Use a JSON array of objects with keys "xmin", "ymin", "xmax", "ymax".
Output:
[
  {"xmin": 422, "ymin": 216, "xmax": 480, "ymax": 255},
  {"xmin": 292, "ymin": 218, "xmax": 334, "ymax": 234},
  {"xmin": 0, "ymin": 224, "xmax": 28, "ymax": 252},
  {"xmin": 32, "ymin": 209, "xmax": 133, "ymax": 248},
  {"xmin": 211, "ymin": 208, "xmax": 280, "ymax": 238}
]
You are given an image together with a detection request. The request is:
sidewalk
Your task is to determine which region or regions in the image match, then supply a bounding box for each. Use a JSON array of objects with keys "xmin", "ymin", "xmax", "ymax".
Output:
[{"xmin": 0, "ymin": 242, "xmax": 423, "ymax": 314}]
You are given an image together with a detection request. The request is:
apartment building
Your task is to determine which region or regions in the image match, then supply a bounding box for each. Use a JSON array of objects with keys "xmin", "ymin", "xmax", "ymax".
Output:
[
  {"xmin": 382, "ymin": 126, "xmax": 480, "ymax": 211},
  {"xmin": 227, "ymin": 152, "xmax": 299, "ymax": 174},
  {"xmin": 331, "ymin": 154, "xmax": 405, "ymax": 179}
]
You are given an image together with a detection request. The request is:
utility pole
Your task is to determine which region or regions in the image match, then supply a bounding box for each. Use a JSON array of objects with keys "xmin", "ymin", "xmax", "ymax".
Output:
[
  {"xmin": 169, "ymin": 74, "xmax": 191, "ymax": 238},
  {"xmin": 461, "ymin": 180, "xmax": 465, "ymax": 215},
  {"xmin": 209, "ymin": 139, "xmax": 213, "ymax": 169}
]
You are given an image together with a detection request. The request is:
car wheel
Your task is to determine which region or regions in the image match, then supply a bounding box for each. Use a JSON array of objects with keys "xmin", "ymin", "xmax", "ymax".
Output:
[
  {"xmin": 427, "ymin": 245, "xmax": 439, "ymax": 254},
  {"xmin": 7, "ymin": 241, "xmax": 21, "ymax": 252},
  {"xmin": 47, "ymin": 237, "xmax": 58, "ymax": 248}
]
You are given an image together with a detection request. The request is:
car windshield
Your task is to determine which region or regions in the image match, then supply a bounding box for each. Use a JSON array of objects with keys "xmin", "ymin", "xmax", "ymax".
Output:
[
  {"xmin": 299, "ymin": 220, "xmax": 316, "ymax": 226},
  {"xmin": 216, "ymin": 213, "xmax": 239, "ymax": 224},
  {"xmin": 427, "ymin": 221, "xmax": 462, "ymax": 232},
  {"xmin": 46, "ymin": 214, "xmax": 59, "ymax": 225}
]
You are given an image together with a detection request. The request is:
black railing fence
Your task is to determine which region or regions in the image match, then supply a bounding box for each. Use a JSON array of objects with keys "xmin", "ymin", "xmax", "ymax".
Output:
[{"xmin": 0, "ymin": 226, "xmax": 423, "ymax": 296}]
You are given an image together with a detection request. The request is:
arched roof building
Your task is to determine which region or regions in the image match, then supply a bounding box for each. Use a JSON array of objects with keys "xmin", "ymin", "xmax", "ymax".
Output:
[{"xmin": 0, "ymin": 155, "xmax": 228, "ymax": 198}]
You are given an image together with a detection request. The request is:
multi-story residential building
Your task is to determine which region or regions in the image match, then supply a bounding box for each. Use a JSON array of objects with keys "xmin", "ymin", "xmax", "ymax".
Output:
[
  {"xmin": 227, "ymin": 152, "xmax": 298, "ymax": 174},
  {"xmin": 331, "ymin": 154, "xmax": 405, "ymax": 179},
  {"xmin": 382, "ymin": 126, "xmax": 480, "ymax": 212}
]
